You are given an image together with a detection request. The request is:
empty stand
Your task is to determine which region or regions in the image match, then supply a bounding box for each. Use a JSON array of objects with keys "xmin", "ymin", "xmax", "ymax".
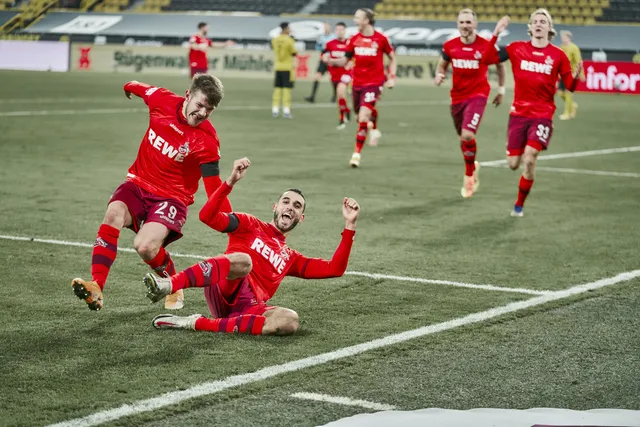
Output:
[
  {"xmin": 313, "ymin": 0, "xmax": 380, "ymax": 15},
  {"xmin": 159, "ymin": 0, "xmax": 309, "ymax": 14},
  {"xmin": 598, "ymin": 0, "xmax": 640, "ymax": 22}
]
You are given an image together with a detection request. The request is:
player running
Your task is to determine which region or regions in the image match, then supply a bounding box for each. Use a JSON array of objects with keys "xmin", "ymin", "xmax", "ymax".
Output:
[
  {"xmin": 321, "ymin": 22, "xmax": 352, "ymax": 130},
  {"xmin": 482, "ymin": 11, "xmax": 583, "ymax": 217},
  {"xmin": 435, "ymin": 9, "xmax": 506, "ymax": 198},
  {"xmin": 145, "ymin": 157, "xmax": 359, "ymax": 336},
  {"xmin": 72, "ymin": 75, "xmax": 231, "ymax": 311},
  {"xmin": 328, "ymin": 8, "xmax": 397, "ymax": 167},
  {"xmin": 188, "ymin": 22, "xmax": 235, "ymax": 78},
  {"xmin": 558, "ymin": 30, "xmax": 585, "ymax": 120}
]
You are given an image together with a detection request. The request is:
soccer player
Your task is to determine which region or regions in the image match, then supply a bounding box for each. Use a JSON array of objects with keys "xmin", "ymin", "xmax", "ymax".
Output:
[
  {"xmin": 482, "ymin": 11, "xmax": 583, "ymax": 217},
  {"xmin": 558, "ymin": 31, "xmax": 585, "ymax": 120},
  {"xmin": 272, "ymin": 22, "xmax": 297, "ymax": 119},
  {"xmin": 328, "ymin": 8, "xmax": 397, "ymax": 167},
  {"xmin": 434, "ymin": 8, "xmax": 506, "ymax": 198},
  {"xmin": 145, "ymin": 158, "xmax": 360, "ymax": 336},
  {"xmin": 321, "ymin": 22, "xmax": 352, "ymax": 130},
  {"xmin": 305, "ymin": 22, "xmax": 337, "ymax": 104},
  {"xmin": 72, "ymin": 75, "xmax": 232, "ymax": 311},
  {"xmin": 188, "ymin": 22, "xmax": 235, "ymax": 78}
]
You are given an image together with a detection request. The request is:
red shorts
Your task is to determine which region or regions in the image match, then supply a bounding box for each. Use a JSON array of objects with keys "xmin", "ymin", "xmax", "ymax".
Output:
[
  {"xmin": 190, "ymin": 67, "xmax": 208, "ymax": 78},
  {"xmin": 507, "ymin": 115, "xmax": 554, "ymax": 156},
  {"xmin": 109, "ymin": 180, "xmax": 188, "ymax": 246},
  {"xmin": 330, "ymin": 70, "xmax": 352, "ymax": 86},
  {"xmin": 352, "ymin": 85, "xmax": 383, "ymax": 113},
  {"xmin": 450, "ymin": 96, "xmax": 488, "ymax": 136},
  {"xmin": 205, "ymin": 277, "xmax": 275, "ymax": 319}
]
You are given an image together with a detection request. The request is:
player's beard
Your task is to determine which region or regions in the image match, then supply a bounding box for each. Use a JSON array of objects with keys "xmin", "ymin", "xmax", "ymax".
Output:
[{"xmin": 273, "ymin": 210, "xmax": 299, "ymax": 233}]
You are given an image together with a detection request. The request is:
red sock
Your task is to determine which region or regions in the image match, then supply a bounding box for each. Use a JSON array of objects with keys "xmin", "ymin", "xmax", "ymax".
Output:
[
  {"xmin": 170, "ymin": 255, "xmax": 230, "ymax": 293},
  {"xmin": 195, "ymin": 315, "xmax": 265, "ymax": 335},
  {"xmin": 91, "ymin": 224, "xmax": 120, "ymax": 290},
  {"xmin": 461, "ymin": 138, "xmax": 477, "ymax": 177},
  {"xmin": 145, "ymin": 247, "xmax": 176, "ymax": 277},
  {"xmin": 370, "ymin": 108, "xmax": 378, "ymax": 129},
  {"xmin": 516, "ymin": 176, "xmax": 534, "ymax": 207},
  {"xmin": 338, "ymin": 98, "xmax": 348, "ymax": 122},
  {"xmin": 355, "ymin": 121, "xmax": 368, "ymax": 153}
]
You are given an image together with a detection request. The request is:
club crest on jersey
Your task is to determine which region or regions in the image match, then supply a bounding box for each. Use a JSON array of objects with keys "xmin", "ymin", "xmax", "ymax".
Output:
[
  {"xmin": 474, "ymin": 50, "xmax": 483, "ymax": 60},
  {"xmin": 545, "ymin": 56, "xmax": 554, "ymax": 66},
  {"xmin": 175, "ymin": 141, "xmax": 190, "ymax": 162}
]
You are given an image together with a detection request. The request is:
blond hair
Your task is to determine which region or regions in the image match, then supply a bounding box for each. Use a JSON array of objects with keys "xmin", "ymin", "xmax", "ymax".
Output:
[
  {"xmin": 527, "ymin": 8, "xmax": 557, "ymax": 40},
  {"xmin": 560, "ymin": 30, "xmax": 573, "ymax": 39},
  {"xmin": 458, "ymin": 8, "xmax": 477, "ymax": 20}
]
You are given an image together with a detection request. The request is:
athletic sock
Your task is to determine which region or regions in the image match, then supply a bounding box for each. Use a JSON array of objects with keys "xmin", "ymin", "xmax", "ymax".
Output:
[
  {"xmin": 170, "ymin": 256, "xmax": 230, "ymax": 293},
  {"xmin": 145, "ymin": 247, "xmax": 176, "ymax": 277},
  {"xmin": 516, "ymin": 175, "xmax": 534, "ymax": 208},
  {"xmin": 195, "ymin": 315, "xmax": 265, "ymax": 335},
  {"xmin": 355, "ymin": 121, "xmax": 368, "ymax": 154},
  {"xmin": 461, "ymin": 138, "xmax": 477, "ymax": 177},
  {"xmin": 91, "ymin": 224, "xmax": 120, "ymax": 290}
]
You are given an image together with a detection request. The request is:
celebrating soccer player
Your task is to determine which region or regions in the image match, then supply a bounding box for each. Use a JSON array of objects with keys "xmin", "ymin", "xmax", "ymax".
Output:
[
  {"xmin": 321, "ymin": 22, "xmax": 353, "ymax": 130},
  {"xmin": 435, "ymin": 9, "xmax": 506, "ymax": 198},
  {"xmin": 558, "ymin": 30, "xmax": 585, "ymax": 120},
  {"xmin": 272, "ymin": 22, "xmax": 297, "ymax": 119},
  {"xmin": 72, "ymin": 75, "xmax": 231, "ymax": 311},
  {"xmin": 145, "ymin": 158, "xmax": 360, "ymax": 336},
  {"xmin": 482, "ymin": 11, "xmax": 583, "ymax": 217},
  {"xmin": 188, "ymin": 22, "xmax": 235, "ymax": 78},
  {"xmin": 327, "ymin": 8, "xmax": 397, "ymax": 167}
]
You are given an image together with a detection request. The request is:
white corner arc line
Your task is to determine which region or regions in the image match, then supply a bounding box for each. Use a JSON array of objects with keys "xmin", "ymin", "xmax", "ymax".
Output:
[
  {"xmin": 46, "ymin": 269, "xmax": 640, "ymax": 427},
  {"xmin": 0, "ymin": 234, "xmax": 545, "ymax": 295},
  {"xmin": 290, "ymin": 392, "xmax": 397, "ymax": 411},
  {"xmin": 346, "ymin": 271, "xmax": 549, "ymax": 295},
  {"xmin": 478, "ymin": 146, "xmax": 640, "ymax": 167}
]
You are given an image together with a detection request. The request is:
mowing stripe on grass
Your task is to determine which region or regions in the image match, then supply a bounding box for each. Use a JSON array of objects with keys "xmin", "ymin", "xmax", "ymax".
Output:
[
  {"xmin": 482, "ymin": 164, "xmax": 640, "ymax": 178},
  {"xmin": 46, "ymin": 269, "xmax": 640, "ymax": 427},
  {"xmin": 0, "ymin": 100, "xmax": 448, "ymax": 117},
  {"xmin": 290, "ymin": 392, "xmax": 397, "ymax": 411},
  {"xmin": 479, "ymin": 146, "xmax": 640, "ymax": 167},
  {"xmin": 0, "ymin": 234, "xmax": 545, "ymax": 295}
]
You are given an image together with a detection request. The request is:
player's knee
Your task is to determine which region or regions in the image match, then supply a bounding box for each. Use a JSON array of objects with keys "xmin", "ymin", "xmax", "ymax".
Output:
[
  {"xmin": 460, "ymin": 130, "xmax": 475, "ymax": 142},
  {"xmin": 226, "ymin": 252, "xmax": 252, "ymax": 278},
  {"xmin": 264, "ymin": 309, "xmax": 299, "ymax": 336},
  {"xmin": 103, "ymin": 203, "xmax": 127, "ymax": 228},
  {"xmin": 133, "ymin": 236, "xmax": 160, "ymax": 260},
  {"xmin": 507, "ymin": 157, "xmax": 521, "ymax": 170}
]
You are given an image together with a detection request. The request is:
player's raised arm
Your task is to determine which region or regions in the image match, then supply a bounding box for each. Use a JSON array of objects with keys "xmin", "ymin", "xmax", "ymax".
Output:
[
  {"xmin": 482, "ymin": 16, "xmax": 511, "ymax": 65},
  {"xmin": 288, "ymin": 198, "xmax": 359, "ymax": 279},
  {"xmin": 199, "ymin": 157, "xmax": 250, "ymax": 231}
]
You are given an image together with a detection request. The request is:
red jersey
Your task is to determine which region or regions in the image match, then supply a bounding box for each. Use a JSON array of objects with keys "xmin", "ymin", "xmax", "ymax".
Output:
[
  {"xmin": 484, "ymin": 37, "xmax": 576, "ymax": 119},
  {"xmin": 442, "ymin": 35, "xmax": 492, "ymax": 104},
  {"xmin": 323, "ymin": 38, "xmax": 350, "ymax": 82},
  {"xmin": 346, "ymin": 31, "xmax": 393, "ymax": 87},
  {"xmin": 199, "ymin": 183, "xmax": 356, "ymax": 303},
  {"xmin": 189, "ymin": 34, "xmax": 211, "ymax": 69},
  {"xmin": 124, "ymin": 82, "xmax": 221, "ymax": 206}
]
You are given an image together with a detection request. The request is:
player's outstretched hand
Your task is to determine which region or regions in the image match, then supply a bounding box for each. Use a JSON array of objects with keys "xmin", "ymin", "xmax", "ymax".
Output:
[
  {"xmin": 226, "ymin": 157, "xmax": 251, "ymax": 187},
  {"xmin": 124, "ymin": 80, "xmax": 139, "ymax": 99},
  {"xmin": 493, "ymin": 16, "xmax": 510, "ymax": 36},
  {"xmin": 434, "ymin": 72, "xmax": 445, "ymax": 86},
  {"xmin": 492, "ymin": 93, "xmax": 503, "ymax": 107},
  {"xmin": 342, "ymin": 197, "xmax": 360, "ymax": 230}
]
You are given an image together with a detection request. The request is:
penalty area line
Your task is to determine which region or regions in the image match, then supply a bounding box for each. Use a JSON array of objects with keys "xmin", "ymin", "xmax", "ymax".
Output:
[
  {"xmin": 46, "ymin": 269, "xmax": 640, "ymax": 427},
  {"xmin": 0, "ymin": 234, "xmax": 544, "ymax": 295},
  {"xmin": 290, "ymin": 392, "xmax": 397, "ymax": 411}
]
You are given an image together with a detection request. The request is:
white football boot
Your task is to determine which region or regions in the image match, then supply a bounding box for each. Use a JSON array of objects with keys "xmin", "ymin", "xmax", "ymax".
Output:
[{"xmin": 152, "ymin": 313, "xmax": 203, "ymax": 330}]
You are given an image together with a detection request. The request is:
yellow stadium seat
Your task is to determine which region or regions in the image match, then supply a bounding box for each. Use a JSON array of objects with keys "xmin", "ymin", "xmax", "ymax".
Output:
[{"xmin": 584, "ymin": 16, "xmax": 596, "ymax": 24}]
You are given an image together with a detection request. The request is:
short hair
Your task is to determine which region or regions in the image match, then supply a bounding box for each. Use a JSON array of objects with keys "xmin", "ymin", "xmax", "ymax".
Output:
[
  {"xmin": 528, "ymin": 8, "xmax": 557, "ymax": 40},
  {"xmin": 335, "ymin": 21, "xmax": 347, "ymax": 27},
  {"xmin": 458, "ymin": 8, "xmax": 477, "ymax": 20},
  {"xmin": 280, "ymin": 22, "xmax": 289, "ymax": 31},
  {"xmin": 280, "ymin": 188, "xmax": 306, "ymax": 212},
  {"xmin": 197, "ymin": 22, "xmax": 207, "ymax": 30},
  {"xmin": 358, "ymin": 8, "xmax": 376, "ymax": 26},
  {"xmin": 189, "ymin": 74, "xmax": 224, "ymax": 109}
]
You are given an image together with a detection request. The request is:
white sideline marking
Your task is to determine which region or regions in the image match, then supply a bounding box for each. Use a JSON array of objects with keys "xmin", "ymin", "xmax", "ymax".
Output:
[
  {"xmin": 479, "ymin": 146, "xmax": 640, "ymax": 167},
  {"xmin": 0, "ymin": 234, "xmax": 544, "ymax": 295},
  {"xmin": 290, "ymin": 392, "xmax": 397, "ymax": 411},
  {"xmin": 347, "ymin": 271, "xmax": 549, "ymax": 295},
  {"xmin": 46, "ymin": 269, "xmax": 640, "ymax": 427},
  {"xmin": 531, "ymin": 166, "xmax": 640, "ymax": 178},
  {"xmin": 0, "ymin": 100, "xmax": 447, "ymax": 117}
]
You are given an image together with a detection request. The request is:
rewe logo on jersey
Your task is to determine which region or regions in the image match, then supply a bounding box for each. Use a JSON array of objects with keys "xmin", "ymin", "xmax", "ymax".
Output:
[
  {"xmin": 354, "ymin": 47, "xmax": 377, "ymax": 56},
  {"xmin": 147, "ymin": 128, "xmax": 185, "ymax": 162},
  {"xmin": 331, "ymin": 50, "xmax": 346, "ymax": 58},
  {"xmin": 520, "ymin": 60, "xmax": 552, "ymax": 75},
  {"xmin": 452, "ymin": 58, "xmax": 479, "ymax": 69},
  {"xmin": 250, "ymin": 237, "xmax": 287, "ymax": 274}
]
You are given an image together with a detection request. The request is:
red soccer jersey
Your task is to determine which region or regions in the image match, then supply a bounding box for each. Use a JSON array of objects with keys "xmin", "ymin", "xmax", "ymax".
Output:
[
  {"xmin": 125, "ymin": 84, "xmax": 221, "ymax": 206},
  {"xmin": 484, "ymin": 37, "xmax": 575, "ymax": 119},
  {"xmin": 189, "ymin": 34, "xmax": 211, "ymax": 69},
  {"xmin": 346, "ymin": 31, "xmax": 393, "ymax": 87},
  {"xmin": 324, "ymin": 38, "xmax": 350, "ymax": 82},
  {"xmin": 442, "ymin": 35, "xmax": 492, "ymax": 104}
]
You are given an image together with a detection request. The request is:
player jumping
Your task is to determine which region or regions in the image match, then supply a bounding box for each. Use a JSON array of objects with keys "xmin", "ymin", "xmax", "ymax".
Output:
[
  {"xmin": 435, "ymin": 8, "xmax": 506, "ymax": 198},
  {"xmin": 483, "ymin": 11, "xmax": 582, "ymax": 217},
  {"xmin": 321, "ymin": 22, "xmax": 352, "ymax": 130},
  {"xmin": 328, "ymin": 8, "xmax": 397, "ymax": 167},
  {"xmin": 72, "ymin": 75, "xmax": 231, "ymax": 311},
  {"xmin": 145, "ymin": 157, "xmax": 360, "ymax": 336}
]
